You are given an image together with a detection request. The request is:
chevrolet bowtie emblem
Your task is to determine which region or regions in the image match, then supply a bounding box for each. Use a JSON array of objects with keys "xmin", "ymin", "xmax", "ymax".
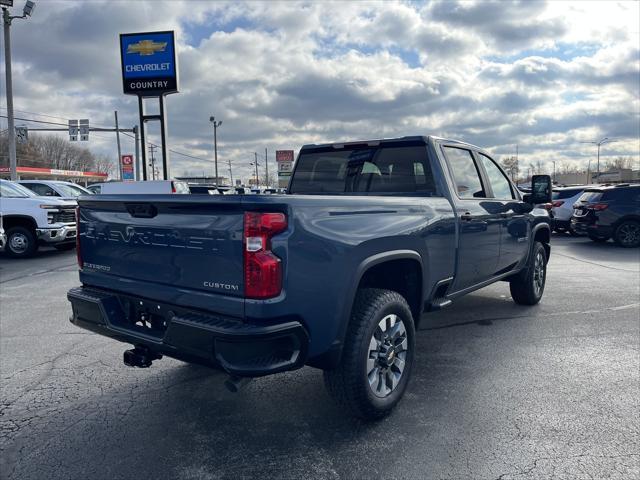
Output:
[{"xmin": 127, "ymin": 40, "xmax": 167, "ymax": 56}]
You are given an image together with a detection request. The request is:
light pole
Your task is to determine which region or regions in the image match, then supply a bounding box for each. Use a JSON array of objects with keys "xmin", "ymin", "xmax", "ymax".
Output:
[
  {"xmin": 581, "ymin": 137, "xmax": 617, "ymax": 182},
  {"xmin": 2, "ymin": 1, "xmax": 36, "ymax": 180},
  {"xmin": 250, "ymin": 152, "xmax": 260, "ymax": 187},
  {"xmin": 209, "ymin": 116, "xmax": 222, "ymax": 184}
]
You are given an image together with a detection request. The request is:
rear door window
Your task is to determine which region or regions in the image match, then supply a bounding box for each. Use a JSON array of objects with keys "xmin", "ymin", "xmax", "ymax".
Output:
[
  {"xmin": 442, "ymin": 147, "xmax": 485, "ymax": 198},
  {"xmin": 289, "ymin": 144, "xmax": 437, "ymax": 195}
]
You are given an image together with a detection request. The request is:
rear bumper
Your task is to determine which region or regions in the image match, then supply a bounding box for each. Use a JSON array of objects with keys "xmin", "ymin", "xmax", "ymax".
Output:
[
  {"xmin": 570, "ymin": 218, "xmax": 613, "ymax": 237},
  {"xmin": 67, "ymin": 286, "xmax": 309, "ymax": 377}
]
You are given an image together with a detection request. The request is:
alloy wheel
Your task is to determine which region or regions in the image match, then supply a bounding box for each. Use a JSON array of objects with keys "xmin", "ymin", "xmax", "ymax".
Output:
[
  {"xmin": 618, "ymin": 223, "xmax": 640, "ymax": 247},
  {"xmin": 367, "ymin": 314, "xmax": 408, "ymax": 398},
  {"xmin": 533, "ymin": 251, "xmax": 545, "ymax": 297}
]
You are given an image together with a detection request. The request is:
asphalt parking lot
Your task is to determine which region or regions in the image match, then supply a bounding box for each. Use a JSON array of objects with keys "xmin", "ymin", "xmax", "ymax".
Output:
[{"xmin": 1, "ymin": 235, "xmax": 638, "ymax": 480}]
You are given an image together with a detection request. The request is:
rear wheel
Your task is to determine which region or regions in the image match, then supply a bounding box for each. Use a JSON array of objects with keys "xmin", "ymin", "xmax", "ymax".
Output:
[
  {"xmin": 5, "ymin": 226, "xmax": 38, "ymax": 258},
  {"xmin": 324, "ymin": 288, "xmax": 415, "ymax": 420},
  {"xmin": 509, "ymin": 241, "xmax": 547, "ymax": 305},
  {"xmin": 588, "ymin": 233, "xmax": 609, "ymax": 243},
  {"xmin": 613, "ymin": 220, "xmax": 640, "ymax": 248}
]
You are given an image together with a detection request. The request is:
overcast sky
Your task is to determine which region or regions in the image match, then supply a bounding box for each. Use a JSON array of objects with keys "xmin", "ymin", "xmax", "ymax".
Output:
[{"xmin": 1, "ymin": 0, "xmax": 639, "ymax": 181}]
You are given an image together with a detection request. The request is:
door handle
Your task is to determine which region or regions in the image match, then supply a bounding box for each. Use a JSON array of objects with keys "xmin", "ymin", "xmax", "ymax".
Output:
[{"xmin": 460, "ymin": 212, "xmax": 473, "ymax": 221}]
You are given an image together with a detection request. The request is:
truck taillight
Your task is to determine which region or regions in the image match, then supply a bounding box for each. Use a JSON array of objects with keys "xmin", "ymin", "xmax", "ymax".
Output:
[
  {"xmin": 552, "ymin": 200, "xmax": 564, "ymax": 208},
  {"xmin": 243, "ymin": 212, "xmax": 287, "ymax": 299},
  {"xmin": 75, "ymin": 207, "xmax": 82, "ymax": 269},
  {"xmin": 587, "ymin": 203, "xmax": 609, "ymax": 211}
]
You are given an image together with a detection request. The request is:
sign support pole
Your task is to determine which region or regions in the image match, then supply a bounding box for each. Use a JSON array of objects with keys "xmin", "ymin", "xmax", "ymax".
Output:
[
  {"xmin": 133, "ymin": 125, "xmax": 140, "ymax": 181},
  {"xmin": 159, "ymin": 95, "xmax": 170, "ymax": 180},
  {"xmin": 138, "ymin": 96, "xmax": 148, "ymax": 181},
  {"xmin": 114, "ymin": 111, "xmax": 122, "ymax": 180}
]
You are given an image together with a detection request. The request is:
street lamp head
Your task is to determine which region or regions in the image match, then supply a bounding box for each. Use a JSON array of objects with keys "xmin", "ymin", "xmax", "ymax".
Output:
[
  {"xmin": 209, "ymin": 116, "xmax": 215, "ymax": 123},
  {"xmin": 22, "ymin": 0, "xmax": 34, "ymax": 17}
]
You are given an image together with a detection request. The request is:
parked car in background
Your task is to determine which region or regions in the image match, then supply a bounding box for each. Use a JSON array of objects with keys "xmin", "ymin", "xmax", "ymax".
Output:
[
  {"xmin": 551, "ymin": 185, "xmax": 595, "ymax": 235},
  {"xmin": 0, "ymin": 179, "xmax": 77, "ymax": 258},
  {"xmin": 99, "ymin": 180, "xmax": 190, "ymax": 194},
  {"xmin": 187, "ymin": 184, "xmax": 221, "ymax": 194},
  {"xmin": 18, "ymin": 180, "xmax": 92, "ymax": 199},
  {"xmin": 571, "ymin": 184, "xmax": 640, "ymax": 247}
]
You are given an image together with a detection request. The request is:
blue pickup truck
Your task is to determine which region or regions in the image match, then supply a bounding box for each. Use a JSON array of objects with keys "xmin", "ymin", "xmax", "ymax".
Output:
[{"xmin": 68, "ymin": 136, "xmax": 552, "ymax": 419}]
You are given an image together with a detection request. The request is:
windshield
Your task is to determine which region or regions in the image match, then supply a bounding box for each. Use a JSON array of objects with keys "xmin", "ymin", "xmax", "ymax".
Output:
[
  {"xmin": 289, "ymin": 143, "xmax": 437, "ymax": 195},
  {"xmin": 56, "ymin": 183, "xmax": 91, "ymax": 197},
  {"xmin": 0, "ymin": 181, "xmax": 36, "ymax": 198}
]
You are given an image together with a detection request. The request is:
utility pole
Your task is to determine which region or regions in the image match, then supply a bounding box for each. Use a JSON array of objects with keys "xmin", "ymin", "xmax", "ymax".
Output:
[
  {"xmin": 552, "ymin": 161, "xmax": 556, "ymax": 183},
  {"xmin": 251, "ymin": 152, "xmax": 260, "ymax": 187},
  {"xmin": 149, "ymin": 144, "xmax": 157, "ymax": 181},
  {"xmin": 2, "ymin": 2, "xmax": 35, "ymax": 180},
  {"xmin": 209, "ymin": 116, "xmax": 222, "ymax": 184},
  {"xmin": 114, "ymin": 111, "xmax": 122, "ymax": 180},
  {"xmin": 264, "ymin": 147, "xmax": 269, "ymax": 187},
  {"xmin": 227, "ymin": 158, "xmax": 233, "ymax": 185}
]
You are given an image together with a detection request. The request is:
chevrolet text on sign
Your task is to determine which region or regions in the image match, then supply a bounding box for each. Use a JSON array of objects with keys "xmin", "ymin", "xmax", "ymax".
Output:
[{"xmin": 120, "ymin": 31, "xmax": 178, "ymax": 96}]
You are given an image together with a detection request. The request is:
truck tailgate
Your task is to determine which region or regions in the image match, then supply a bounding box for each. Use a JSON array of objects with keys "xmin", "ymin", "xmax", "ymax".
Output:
[{"xmin": 78, "ymin": 195, "xmax": 245, "ymax": 300}]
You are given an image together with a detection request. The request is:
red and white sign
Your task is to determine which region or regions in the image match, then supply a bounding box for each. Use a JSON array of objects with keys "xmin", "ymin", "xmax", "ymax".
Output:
[
  {"xmin": 276, "ymin": 150, "xmax": 294, "ymax": 162},
  {"xmin": 0, "ymin": 166, "xmax": 108, "ymax": 178},
  {"xmin": 121, "ymin": 154, "xmax": 134, "ymax": 166}
]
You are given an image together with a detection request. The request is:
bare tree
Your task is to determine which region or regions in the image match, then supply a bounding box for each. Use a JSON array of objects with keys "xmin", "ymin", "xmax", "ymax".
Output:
[{"xmin": 501, "ymin": 156, "xmax": 519, "ymax": 181}]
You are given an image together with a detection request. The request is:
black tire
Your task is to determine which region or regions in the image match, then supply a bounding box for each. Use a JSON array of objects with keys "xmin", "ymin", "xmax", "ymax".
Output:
[
  {"xmin": 324, "ymin": 288, "xmax": 415, "ymax": 420},
  {"xmin": 54, "ymin": 243, "xmax": 76, "ymax": 251},
  {"xmin": 509, "ymin": 241, "xmax": 547, "ymax": 305},
  {"xmin": 5, "ymin": 226, "xmax": 38, "ymax": 258},
  {"xmin": 588, "ymin": 233, "xmax": 609, "ymax": 243},
  {"xmin": 613, "ymin": 220, "xmax": 640, "ymax": 248}
]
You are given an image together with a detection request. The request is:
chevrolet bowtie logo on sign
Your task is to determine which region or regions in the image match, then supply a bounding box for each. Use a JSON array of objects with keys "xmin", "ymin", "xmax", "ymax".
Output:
[
  {"xmin": 120, "ymin": 31, "xmax": 178, "ymax": 96},
  {"xmin": 127, "ymin": 40, "xmax": 168, "ymax": 56}
]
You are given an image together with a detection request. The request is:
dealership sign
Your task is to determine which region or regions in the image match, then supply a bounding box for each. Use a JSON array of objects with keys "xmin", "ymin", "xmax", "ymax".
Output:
[{"xmin": 120, "ymin": 31, "xmax": 178, "ymax": 96}]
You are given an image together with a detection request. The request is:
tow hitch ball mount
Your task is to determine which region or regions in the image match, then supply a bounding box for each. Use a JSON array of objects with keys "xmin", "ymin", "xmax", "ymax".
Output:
[{"xmin": 123, "ymin": 346, "xmax": 162, "ymax": 368}]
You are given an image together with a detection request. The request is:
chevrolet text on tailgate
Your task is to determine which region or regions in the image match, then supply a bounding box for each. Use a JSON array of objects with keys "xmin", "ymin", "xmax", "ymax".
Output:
[{"xmin": 68, "ymin": 136, "xmax": 552, "ymax": 419}]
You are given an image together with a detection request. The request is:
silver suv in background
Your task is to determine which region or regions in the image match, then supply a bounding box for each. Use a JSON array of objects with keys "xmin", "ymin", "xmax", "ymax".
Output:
[
  {"xmin": 18, "ymin": 180, "xmax": 92, "ymax": 199},
  {"xmin": 552, "ymin": 185, "xmax": 597, "ymax": 235}
]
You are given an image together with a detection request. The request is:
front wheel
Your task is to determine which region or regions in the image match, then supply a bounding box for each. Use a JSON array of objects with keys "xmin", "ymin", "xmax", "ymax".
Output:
[
  {"xmin": 5, "ymin": 226, "xmax": 38, "ymax": 258},
  {"xmin": 509, "ymin": 241, "xmax": 547, "ymax": 305},
  {"xmin": 613, "ymin": 220, "xmax": 640, "ymax": 248},
  {"xmin": 324, "ymin": 288, "xmax": 415, "ymax": 420}
]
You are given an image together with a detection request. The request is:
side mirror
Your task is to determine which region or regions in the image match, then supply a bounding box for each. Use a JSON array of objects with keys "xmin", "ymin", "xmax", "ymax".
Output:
[{"xmin": 524, "ymin": 175, "xmax": 552, "ymax": 204}]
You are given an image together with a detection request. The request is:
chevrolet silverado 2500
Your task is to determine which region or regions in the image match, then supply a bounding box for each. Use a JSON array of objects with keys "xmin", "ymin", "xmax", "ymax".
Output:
[{"xmin": 67, "ymin": 136, "xmax": 552, "ymax": 419}]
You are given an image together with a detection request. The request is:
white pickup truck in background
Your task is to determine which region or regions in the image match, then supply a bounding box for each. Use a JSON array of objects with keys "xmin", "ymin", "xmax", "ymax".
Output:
[{"xmin": 0, "ymin": 179, "xmax": 77, "ymax": 258}]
